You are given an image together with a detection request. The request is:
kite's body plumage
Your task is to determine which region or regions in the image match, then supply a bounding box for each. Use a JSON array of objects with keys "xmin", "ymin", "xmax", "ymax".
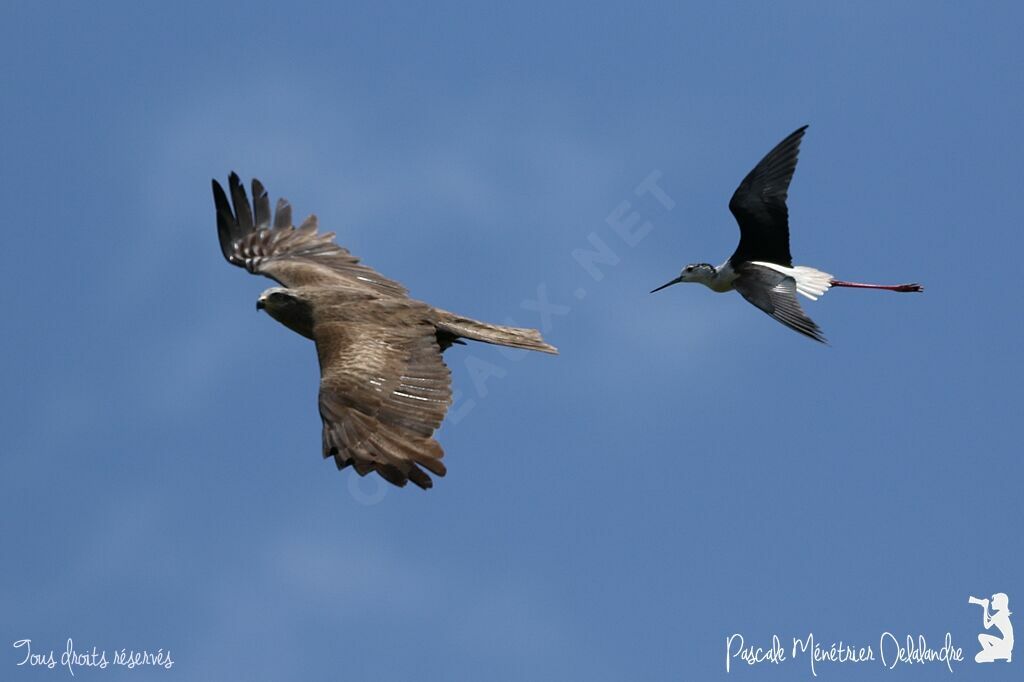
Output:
[{"xmin": 215, "ymin": 174, "xmax": 556, "ymax": 489}]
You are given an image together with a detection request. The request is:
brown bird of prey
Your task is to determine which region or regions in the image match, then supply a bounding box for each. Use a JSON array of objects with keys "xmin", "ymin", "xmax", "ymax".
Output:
[{"xmin": 213, "ymin": 173, "xmax": 557, "ymax": 489}]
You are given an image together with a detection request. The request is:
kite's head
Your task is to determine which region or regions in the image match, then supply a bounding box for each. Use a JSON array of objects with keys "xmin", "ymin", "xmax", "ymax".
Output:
[{"xmin": 257, "ymin": 287, "xmax": 315, "ymax": 339}]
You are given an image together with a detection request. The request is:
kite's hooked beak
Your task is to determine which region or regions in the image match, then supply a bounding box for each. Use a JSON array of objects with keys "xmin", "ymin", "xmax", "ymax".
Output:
[
  {"xmin": 650, "ymin": 276, "xmax": 684, "ymax": 293},
  {"xmin": 256, "ymin": 299, "xmax": 266, "ymax": 311}
]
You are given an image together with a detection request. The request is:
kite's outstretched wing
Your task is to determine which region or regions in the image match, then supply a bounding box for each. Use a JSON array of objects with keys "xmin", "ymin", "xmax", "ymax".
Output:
[
  {"xmin": 213, "ymin": 173, "xmax": 409, "ymax": 297},
  {"xmin": 312, "ymin": 296, "xmax": 454, "ymax": 489}
]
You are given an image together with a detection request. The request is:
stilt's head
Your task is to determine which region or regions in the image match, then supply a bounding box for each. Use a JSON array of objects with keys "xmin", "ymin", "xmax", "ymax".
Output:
[
  {"xmin": 256, "ymin": 287, "xmax": 315, "ymax": 339},
  {"xmin": 650, "ymin": 263, "xmax": 717, "ymax": 292}
]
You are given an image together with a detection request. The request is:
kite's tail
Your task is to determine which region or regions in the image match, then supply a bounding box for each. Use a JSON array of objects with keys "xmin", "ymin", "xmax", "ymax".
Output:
[{"xmin": 433, "ymin": 310, "xmax": 558, "ymax": 354}]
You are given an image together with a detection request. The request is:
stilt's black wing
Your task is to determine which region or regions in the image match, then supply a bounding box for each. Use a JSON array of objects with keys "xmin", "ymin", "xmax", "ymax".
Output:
[
  {"xmin": 728, "ymin": 126, "xmax": 807, "ymax": 267},
  {"xmin": 733, "ymin": 263, "xmax": 826, "ymax": 344}
]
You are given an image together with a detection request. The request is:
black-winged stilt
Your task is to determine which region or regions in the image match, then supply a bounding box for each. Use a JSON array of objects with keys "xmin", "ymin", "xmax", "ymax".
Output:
[{"xmin": 651, "ymin": 126, "xmax": 922, "ymax": 343}]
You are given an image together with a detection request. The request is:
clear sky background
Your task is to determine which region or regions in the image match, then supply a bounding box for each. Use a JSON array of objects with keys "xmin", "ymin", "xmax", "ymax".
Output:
[{"xmin": 2, "ymin": 2, "xmax": 1022, "ymax": 680}]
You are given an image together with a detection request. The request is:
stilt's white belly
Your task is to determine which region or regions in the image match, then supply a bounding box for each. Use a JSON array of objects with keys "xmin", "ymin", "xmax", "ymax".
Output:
[{"xmin": 750, "ymin": 261, "xmax": 834, "ymax": 300}]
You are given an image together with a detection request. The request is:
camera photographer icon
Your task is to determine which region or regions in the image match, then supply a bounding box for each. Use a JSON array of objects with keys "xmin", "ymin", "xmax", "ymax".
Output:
[{"xmin": 969, "ymin": 593, "xmax": 1013, "ymax": 663}]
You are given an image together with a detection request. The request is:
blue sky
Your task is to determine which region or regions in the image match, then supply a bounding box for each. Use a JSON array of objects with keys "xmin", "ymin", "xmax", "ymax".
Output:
[{"xmin": 2, "ymin": 2, "xmax": 1022, "ymax": 680}]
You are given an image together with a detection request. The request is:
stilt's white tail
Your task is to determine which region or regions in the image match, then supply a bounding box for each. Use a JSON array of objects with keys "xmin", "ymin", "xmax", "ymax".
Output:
[
  {"xmin": 751, "ymin": 262, "xmax": 834, "ymax": 301},
  {"xmin": 791, "ymin": 266, "xmax": 834, "ymax": 300}
]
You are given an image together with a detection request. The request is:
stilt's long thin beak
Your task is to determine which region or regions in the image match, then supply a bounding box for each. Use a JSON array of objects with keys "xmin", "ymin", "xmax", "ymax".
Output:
[{"xmin": 650, "ymin": 276, "xmax": 684, "ymax": 293}]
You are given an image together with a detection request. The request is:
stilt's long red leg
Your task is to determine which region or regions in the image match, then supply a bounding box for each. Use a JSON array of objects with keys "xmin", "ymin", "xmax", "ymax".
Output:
[{"xmin": 830, "ymin": 279, "xmax": 923, "ymax": 292}]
